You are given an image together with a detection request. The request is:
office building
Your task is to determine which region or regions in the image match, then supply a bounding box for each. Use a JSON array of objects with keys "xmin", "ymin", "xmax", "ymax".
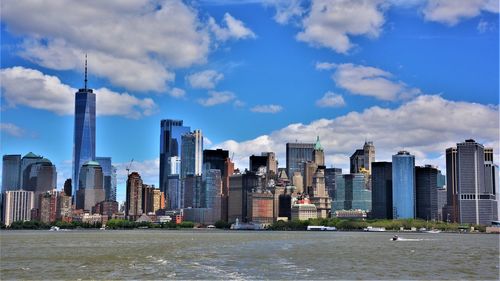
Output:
[
  {"xmin": 126, "ymin": 172, "xmax": 143, "ymax": 220},
  {"xmin": 286, "ymin": 142, "xmax": 314, "ymax": 184},
  {"xmin": 350, "ymin": 141, "xmax": 375, "ymax": 174},
  {"xmin": 392, "ymin": 151, "xmax": 415, "ymax": 219},
  {"xmin": 20, "ymin": 152, "xmax": 43, "ymax": 188},
  {"xmin": 3, "ymin": 190, "xmax": 35, "ymax": 226},
  {"xmin": 2, "ymin": 154, "xmax": 21, "ymax": 191},
  {"xmin": 180, "ymin": 130, "xmax": 203, "ymax": 179},
  {"xmin": 228, "ymin": 172, "xmax": 260, "ymax": 223},
  {"xmin": 249, "ymin": 155, "xmax": 268, "ymax": 173},
  {"xmin": 444, "ymin": 147, "xmax": 458, "ymax": 222},
  {"xmin": 203, "ymin": 169, "xmax": 222, "ymax": 209},
  {"xmin": 39, "ymin": 190, "xmax": 59, "ymax": 223},
  {"xmin": 247, "ymin": 191, "xmax": 274, "ymax": 224},
  {"xmin": 309, "ymin": 169, "xmax": 331, "ymax": 218},
  {"xmin": 22, "ymin": 157, "xmax": 57, "ymax": 201},
  {"xmin": 416, "ymin": 165, "xmax": 439, "ymax": 221},
  {"xmin": 73, "ymin": 60, "xmax": 96, "ymax": 198},
  {"xmin": 455, "ymin": 140, "xmax": 497, "ymax": 225},
  {"xmin": 76, "ymin": 161, "xmax": 105, "ymax": 211},
  {"xmin": 57, "ymin": 193, "xmax": 72, "ymax": 221},
  {"xmin": 63, "ymin": 179, "xmax": 72, "ymax": 197},
  {"xmin": 333, "ymin": 174, "xmax": 371, "ymax": 212},
  {"xmin": 96, "ymin": 157, "xmax": 117, "ymax": 201},
  {"xmin": 160, "ymin": 119, "xmax": 190, "ymax": 196},
  {"xmin": 371, "ymin": 162, "xmax": 393, "ymax": 219},
  {"xmin": 182, "ymin": 175, "xmax": 202, "ymax": 208},
  {"xmin": 325, "ymin": 168, "xmax": 342, "ymax": 201}
]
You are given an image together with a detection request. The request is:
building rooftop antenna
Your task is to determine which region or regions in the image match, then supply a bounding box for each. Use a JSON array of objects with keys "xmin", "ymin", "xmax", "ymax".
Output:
[{"xmin": 84, "ymin": 53, "xmax": 88, "ymax": 90}]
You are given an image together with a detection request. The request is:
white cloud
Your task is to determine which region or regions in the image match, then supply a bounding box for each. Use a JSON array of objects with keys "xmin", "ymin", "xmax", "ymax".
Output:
[
  {"xmin": 315, "ymin": 61, "xmax": 337, "ymax": 71},
  {"xmin": 1, "ymin": 0, "xmax": 210, "ymax": 92},
  {"xmin": 0, "ymin": 123, "xmax": 25, "ymax": 137},
  {"xmin": 331, "ymin": 63, "xmax": 421, "ymax": 101},
  {"xmin": 169, "ymin": 87, "xmax": 186, "ymax": 98},
  {"xmin": 296, "ymin": 0, "xmax": 387, "ymax": 53},
  {"xmin": 0, "ymin": 66, "xmax": 157, "ymax": 119},
  {"xmin": 316, "ymin": 92, "xmax": 346, "ymax": 107},
  {"xmin": 209, "ymin": 13, "xmax": 256, "ymax": 41},
  {"xmin": 477, "ymin": 19, "xmax": 494, "ymax": 33},
  {"xmin": 213, "ymin": 95, "xmax": 499, "ymax": 171},
  {"xmin": 423, "ymin": 0, "xmax": 499, "ymax": 26},
  {"xmin": 265, "ymin": 0, "xmax": 306, "ymax": 25},
  {"xmin": 250, "ymin": 104, "xmax": 283, "ymax": 113},
  {"xmin": 186, "ymin": 70, "xmax": 224, "ymax": 89},
  {"xmin": 197, "ymin": 91, "xmax": 236, "ymax": 107}
]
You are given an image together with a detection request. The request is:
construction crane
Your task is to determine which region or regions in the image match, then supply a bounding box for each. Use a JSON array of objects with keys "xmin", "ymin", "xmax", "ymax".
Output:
[{"xmin": 126, "ymin": 158, "xmax": 134, "ymax": 175}]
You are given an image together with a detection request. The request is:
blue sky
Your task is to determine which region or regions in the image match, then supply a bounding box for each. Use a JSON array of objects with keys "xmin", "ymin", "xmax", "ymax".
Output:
[{"xmin": 1, "ymin": 0, "xmax": 499, "ymax": 202}]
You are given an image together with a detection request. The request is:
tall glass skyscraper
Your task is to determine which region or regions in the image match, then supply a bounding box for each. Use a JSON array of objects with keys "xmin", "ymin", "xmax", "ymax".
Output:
[
  {"xmin": 286, "ymin": 142, "xmax": 314, "ymax": 182},
  {"xmin": 180, "ymin": 129, "xmax": 203, "ymax": 179},
  {"xmin": 392, "ymin": 151, "xmax": 415, "ymax": 219},
  {"xmin": 2, "ymin": 154, "xmax": 21, "ymax": 191},
  {"xmin": 72, "ymin": 60, "xmax": 96, "ymax": 198},
  {"xmin": 96, "ymin": 157, "xmax": 117, "ymax": 201}
]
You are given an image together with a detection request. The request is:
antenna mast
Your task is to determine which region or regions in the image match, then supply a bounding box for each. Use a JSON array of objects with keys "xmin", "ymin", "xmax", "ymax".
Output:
[{"xmin": 84, "ymin": 53, "xmax": 88, "ymax": 90}]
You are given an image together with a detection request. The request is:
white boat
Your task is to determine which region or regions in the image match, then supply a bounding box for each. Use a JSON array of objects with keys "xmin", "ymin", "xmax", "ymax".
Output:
[
  {"xmin": 363, "ymin": 226, "xmax": 386, "ymax": 232},
  {"xmin": 425, "ymin": 229, "xmax": 441, "ymax": 233},
  {"xmin": 49, "ymin": 226, "xmax": 60, "ymax": 231},
  {"xmin": 307, "ymin": 226, "xmax": 337, "ymax": 231}
]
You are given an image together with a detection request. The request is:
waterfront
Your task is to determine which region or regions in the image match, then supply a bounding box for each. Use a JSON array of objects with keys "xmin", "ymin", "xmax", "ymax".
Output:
[{"xmin": 1, "ymin": 230, "xmax": 498, "ymax": 280}]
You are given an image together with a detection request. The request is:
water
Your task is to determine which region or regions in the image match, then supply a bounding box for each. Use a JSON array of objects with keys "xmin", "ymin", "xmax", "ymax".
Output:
[{"xmin": 1, "ymin": 230, "xmax": 498, "ymax": 280}]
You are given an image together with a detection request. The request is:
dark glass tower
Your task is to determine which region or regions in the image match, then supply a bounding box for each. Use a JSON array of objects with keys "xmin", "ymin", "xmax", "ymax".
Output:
[
  {"xmin": 73, "ymin": 57, "xmax": 96, "ymax": 198},
  {"xmin": 2, "ymin": 154, "xmax": 21, "ymax": 191}
]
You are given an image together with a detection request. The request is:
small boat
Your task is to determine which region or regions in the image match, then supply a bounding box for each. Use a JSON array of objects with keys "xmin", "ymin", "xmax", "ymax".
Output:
[
  {"xmin": 364, "ymin": 226, "xmax": 386, "ymax": 232},
  {"xmin": 307, "ymin": 226, "xmax": 337, "ymax": 231},
  {"xmin": 392, "ymin": 235, "xmax": 399, "ymax": 241},
  {"xmin": 49, "ymin": 226, "xmax": 60, "ymax": 231},
  {"xmin": 425, "ymin": 229, "xmax": 441, "ymax": 234}
]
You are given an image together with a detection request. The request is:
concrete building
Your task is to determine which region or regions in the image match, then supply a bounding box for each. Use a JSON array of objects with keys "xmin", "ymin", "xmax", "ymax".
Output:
[
  {"xmin": 126, "ymin": 172, "xmax": 143, "ymax": 220},
  {"xmin": 309, "ymin": 169, "xmax": 331, "ymax": 218},
  {"xmin": 415, "ymin": 165, "xmax": 439, "ymax": 221},
  {"xmin": 350, "ymin": 141, "xmax": 376, "ymax": 174},
  {"xmin": 371, "ymin": 162, "xmax": 393, "ymax": 219},
  {"xmin": 2, "ymin": 154, "xmax": 21, "ymax": 192},
  {"xmin": 76, "ymin": 161, "xmax": 105, "ymax": 211},
  {"xmin": 247, "ymin": 191, "xmax": 274, "ymax": 224},
  {"xmin": 286, "ymin": 142, "xmax": 314, "ymax": 184},
  {"xmin": 3, "ymin": 190, "xmax": 35, "ymax": 226},
  {"xmin": 180, "ymin": 130, "xmax": 203, "ymax": 179},
  {"xmin": 291, "ymin": 196, "xmax": 318, "ymax": 221},
  {"xmin": 392, "ymin": 151, "xmax": 415, "ymax": 219},
  {"xmin": 39, "ymin": 190, "xmax": 59, "ymax": 223},
  {"xmin": 57, "ymin": 193, "xmax": 72, "ymax": 222}
]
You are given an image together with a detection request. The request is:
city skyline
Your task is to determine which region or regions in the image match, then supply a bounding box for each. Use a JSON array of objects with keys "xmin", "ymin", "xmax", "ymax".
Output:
[{"xmin": 1, "ymin": 1, "xmax": 499, "ymax": 202}]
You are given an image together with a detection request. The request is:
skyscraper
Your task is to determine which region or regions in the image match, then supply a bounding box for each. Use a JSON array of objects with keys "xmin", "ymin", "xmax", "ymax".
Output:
[
  {"xmin": 371, "ymin": 162, "xmax": 393, "ymax": 219},
  {"xmin": 415, "ymin": 165, "xmax": 439, "ymax": 221},
  {"xmin": 96, "ymin": 157, "xmax": 117, "ymax": 201},
  {"xmin": 126, "ymin": 172, "xmax": 143, "ymax": 220},
  {"xmin": 180, "ymin": 130, "xmax": 203, "ymax": 179},
  {"xmin": 444, "ymin": 147, "xmax": 458, "ymax": 222},
  {"xmin": 76, "ymin": 161, "xmax": 105, "ymax": 211},
  {"xmin": 159, "ymin": 119, "xmax": 190, "ymax": 197},
  {"xmin": 286, "ymin": 142, "xmax": 314, "ymax": 184},
  {"xmin": 350, "ymin": 141, "xmax": 375, "ymax": 174},
  {"xmin": 73, "ymin": 57, "xmax": 96, "ymax": 198},
  {"xmin": 2, "ymin": 190, "xmax": 35, "ymax": 226},
  {"xmin": 333, "ymin": 174, "xmax": 371, "ymax": 212},
  {"xmin": 455, "ymin": 140, "xmax": 497, "ymax": 225},
  {"xmin": 392, "ymin": 151, "xmax": 415, "ymax": 219},
  {"xmin": 2, "ymin": 154, "xmax": 21, "ymax": 191},
  {"xmin": 325, "ymin": 167, "xmax": 342, "ymax": 201}
]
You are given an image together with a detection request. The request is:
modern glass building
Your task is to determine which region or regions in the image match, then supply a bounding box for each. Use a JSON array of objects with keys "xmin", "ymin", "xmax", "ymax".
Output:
[
  {"xmin": 415, "ymin": 165, "xmax": 439, "ymax": 221},
  {"xmin": 159, "ymin": 119, "xmax": 190, "ymax": 196},
  {"xmin": 2, "ymin": 154, "xmax": 21, "ymax": 191},
  {"xmin": 73, "ymin": 79, "xmax": 96, "ymax": 198},
  {"xmin": 76, "ymin": 161, "xmax": 104, "ymax": 211},
  {"xmin": 96, "ymin": 157, "xmax": 117, "ymax": 201},
  {"xmin": 180, "ymin": 129, "xmax": 203, "ymax": 179},
  {"xmin": 20, "ymin": 152, "xmax": 43, "ymax": 188},
  {"xmin": 203, "ymin": 169, "xmax": 222, "ymax": 208},
  {"xmin": 333, "ymin": 173, "xmax": 371, "ymax": 212},
  {"xmin": 371, "ymin": 161, "xmax": 393, "ymax": 219},
  {"xmin": 325, "ymin": 167, "xmax": 342, "ymax": 200},
  {"xmin": 286, "ymin": 142, "xmax": 314, "ymax": 182},
  {"xmin": 392, "ymin": 151, "xmax": 415, "ymax": 219}
]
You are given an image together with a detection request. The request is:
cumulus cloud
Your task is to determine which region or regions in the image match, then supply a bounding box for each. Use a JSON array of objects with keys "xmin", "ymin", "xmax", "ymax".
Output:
[
  {"xmin": 296, "ymin": 0, "xmax": 387, "ymax": 53},
  {"xmin": 316, "ymin": 92, "xmax": 346, "ymax": 107},
  {"xmin": 186, "ymin": 70, "xmax": 224, "ymax": 89},
  {"xmin": 1, "ymin": 0, "xmax": 210, "ymax": 92},
  {"xmin": 209, "ymin": 13, "xmax": 256, "ymax": 41},
  {"xmin": 197, "ymin": 91, "xmax": 236, "ymax": 107},
  {"xmin": 250, "ymin": 104, "xmax": 283, "ymax": 113},
  {"xmin": 169, "ymin": 87, "xmax": 186, "ymax": 98},
  {"xmin": 331, "ymin": 63, "xmax": 421, "ymax": 101},
  {"xmin": 315, "ymin": 61, "xmax": 337, "ymax": 71},
  {"xmin": 265, "ymin": 0, "xmax": 306, "ymax": 25},
  {"xmin": 423, "ymin": 0, "xmax": 499, "ymax": 26},
  {"xmin": 477, "ymin": 19, "xmax": 494, "ymax": 33},
  {"xmin": 0, "ymin": 66, "xmax": 157, "ymax": 119},
  {"xmin": 212, "ymin": 95, "xmax": 499, "ymax": 171},
  {"xmin": 0, "ymin": 123, "xmax": 25, "ymax": 137}
]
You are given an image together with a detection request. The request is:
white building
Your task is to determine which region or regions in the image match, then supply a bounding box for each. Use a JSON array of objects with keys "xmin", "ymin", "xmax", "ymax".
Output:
[{"xmin": 3, "ymin": 190, "xmax": 35, "ymax": 226}]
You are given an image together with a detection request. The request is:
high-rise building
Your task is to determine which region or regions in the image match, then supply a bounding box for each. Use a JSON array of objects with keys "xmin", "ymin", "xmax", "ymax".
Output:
[
  {"xmin": 249, "ymin": 155, "xmax": 268, "ymax": 173},
  {"xmin": 309, "ymin": 169, "xmax": 331, "ymax": 218},
  {"xmin": 286, "ymin": 142, "xmax": 314, "ymax": 183},
  {"xmin": 444, "ymin": 147, "xmax": 458, "ymax": 222},
  {"xmin": 325, "ymin": 168, "xmax": 342, "ymax": 201},
  {"xmin": 333, "ymin": 174, "xmax": 371, "ymax": 212},
  {"xmin": 19, "ymin": 154, "xmax": 57, "ymax": 209},
  {"xmin": 39, "ymin": 190, "xmax": 59, "ymax": 223},
  {"xmin": 264, "ymin": 152, "xmax": 277, "ymax": 176},
  {"xmin": 159, "ymin": 119, "xmax": 190, "ymax": 195},
  {"xmin": 3, "ymin": 190, "xmax": 35, "ymax": 226},
  {"xmin": 228, "ymin": 172, "xmax": 260, "ymax": 223},
  {"xmin": 182, "ymin": 175, "xmax": 202, "ymax": 208},
  {"xmin": 63, "ymin": 179, "xmax": 72, "ymax": 197},
  {"xmin": 2, "ymin": 154, "xmax": 21, "ymax": 191},
  {"xmin": 126, "ymin": 172, "xmax": 143, "ymax": 220},
  {"xmin": 73, "ymin": 59, "xmax": 96, "ymax": 198},
  {"xmin": 96, "ymin": 157, "xmax": 117, "ymax": 201},
  {"xmin": 76, "ymin": 161, "xmax": 105, "ymax": 211},
  {"xmin": 371, "ymin": 162, "xmax": 393, "ymax": 219},
  {"xmin": 57, "ymin": 193, "xmax": 72, "ymax": 221},
  {"xmin": 350, "ymin": 141, "xmax": 375, "ymax": 174},
  {"xmin": 181, "ymin": 130, "xmax": 203, "ymax": 179},
  {"xmin": 312, "ymin": 136, "xmax": 325, "ymax": 166},
  {"xmin": 415, "ymin": 165, "xmax": 439, "ymax": 221},
  {"xmin": 455, "ymin": 140, "xmax": 497, "ymax": 225},
  {"xmin": 392, "ymin": 151, "xmax": 415, "ymax": 219}
]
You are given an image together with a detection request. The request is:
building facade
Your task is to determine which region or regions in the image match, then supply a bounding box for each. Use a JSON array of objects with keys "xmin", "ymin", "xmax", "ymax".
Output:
[
  {"xmin": 371, "ymin": 162, "xmax": 393, "ymax": 219},
  {"xmin": 333, "ymin": 174, "xmax": 371, "ymax": 212},
  {"xmin": 2, "ymin": 154, "xmax": 21, "ymax": 192},
  {"xmin": 350, "ymin": 141, "xmax": 375, "ymax": 174},
  {"xmin": 126, "ymin": 172, "xmax": 143, "ymax": 220},
  {"xmin": 392, "ymin": 151, "xmax": 415, "ymax": 219},
  {"xmin": 415, "ymin": 165, "xmax": 439, "ymax": 221},
  {"xmin": 286, "ymin": 142, "xmax": 314, "ymax": 184},
  {"xmin": 3, "ymin": 190, "xmax": 35, "ymax": 226},
  {"xmin": 76, "ymin": 161, "xmax": 105, "ymax": 211},
  {"xmin": 96, "ymin": 157, "xmax": 117, "ymax": 201},
  {"xmin": 325, "ymin": 168, "xmax": 342, "ymax": 201},
  {"xmin": 180, "ymin": 130, "xmax": 203, "ymax": 179}
]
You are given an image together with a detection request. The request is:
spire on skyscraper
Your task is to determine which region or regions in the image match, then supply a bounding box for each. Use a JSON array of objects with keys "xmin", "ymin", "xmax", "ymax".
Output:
[{"xmin": 84, "ymin": 53, "xmax": 88, "ymax": 90}]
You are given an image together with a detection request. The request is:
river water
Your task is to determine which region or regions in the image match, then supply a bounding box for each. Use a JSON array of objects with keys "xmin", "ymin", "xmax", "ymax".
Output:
[{"xmin": 1, "ymin": 230, "xmax": 498, "ymax": 280}]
